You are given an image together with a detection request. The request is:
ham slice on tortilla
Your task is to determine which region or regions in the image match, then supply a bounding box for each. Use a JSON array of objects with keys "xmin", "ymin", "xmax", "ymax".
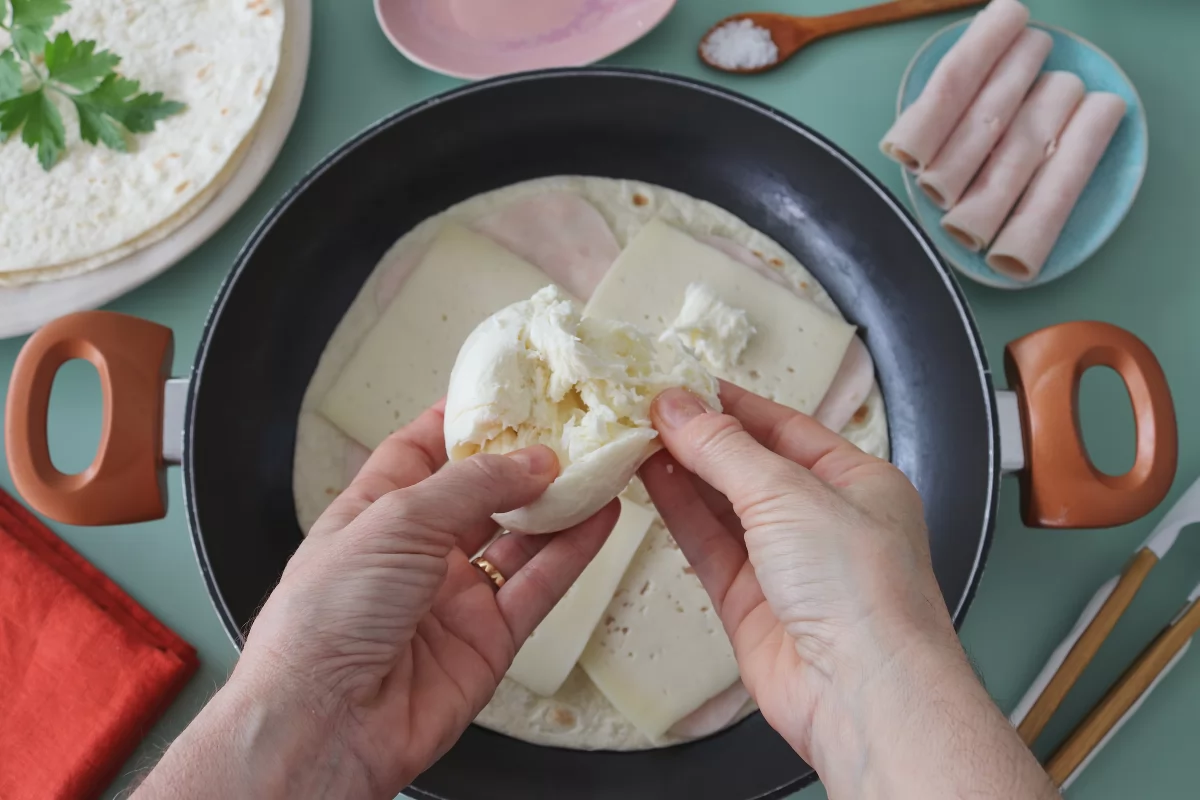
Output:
[
  {"xmin": 814, "ymin": 336, "xmax": 875, "ymax": 433},
  {"xmin": 471, "ymin": 192, "xmax": 621, "ymax": 302},
  {"xmin": 669, "ymin": 681, "xmax": 752, "ymax": 739}
]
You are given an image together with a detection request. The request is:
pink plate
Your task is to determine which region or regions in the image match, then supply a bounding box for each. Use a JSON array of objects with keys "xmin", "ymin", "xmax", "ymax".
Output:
[{"xmin": 374, "ymin": 0, "xmax": 677, "ymax": 79}]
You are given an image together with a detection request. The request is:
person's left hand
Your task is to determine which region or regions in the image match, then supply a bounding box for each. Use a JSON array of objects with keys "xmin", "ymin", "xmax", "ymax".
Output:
[{"xmin": 234, "ymin": 401, "xmax": 618, "ymax": 795}]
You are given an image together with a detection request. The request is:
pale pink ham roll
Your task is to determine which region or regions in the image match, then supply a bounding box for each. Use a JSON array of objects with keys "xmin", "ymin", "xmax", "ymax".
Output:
[
  {"xmin": 987, "ymin": 93, "xmax": 1127, "ymax": 281},
  {"xmin": 917, "ymin": 28, "xmax": 1052, "ymax": 209},
  {"xmin": 880, "ymin": 0, "xmax": 1030, "ymax": 171},
  {"xmin": 941, "ymin": 71, "xmax": 1085, "ymax": 251}
]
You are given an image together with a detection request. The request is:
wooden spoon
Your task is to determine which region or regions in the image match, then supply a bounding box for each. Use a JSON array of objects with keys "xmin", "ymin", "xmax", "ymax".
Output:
[{"xmin": 699, "ymin": 0, "xmax": 987, "ymax": 74}]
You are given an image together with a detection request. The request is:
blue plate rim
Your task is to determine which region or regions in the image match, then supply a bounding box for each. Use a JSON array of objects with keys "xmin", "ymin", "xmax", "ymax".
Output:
[{"xmin": 894, "ymin": 19, "xmax": 1149, "ymax": 291}]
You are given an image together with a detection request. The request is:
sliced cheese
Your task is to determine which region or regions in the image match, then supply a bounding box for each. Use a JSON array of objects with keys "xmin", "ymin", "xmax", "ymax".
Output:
[
  {"xmin": 507, "ymin": 498, "xmax": 656, "ymax": 696},
  {"xmin": 320, "ymin": 224, "xmax": 552, "ymax": 448},
  {"xmin": 584, "ymin": 219, "xmax": 856, "ymax": 414},
  {"xmin": 579, "ymin": 524, "xmax": 740, "ymax": 740}
]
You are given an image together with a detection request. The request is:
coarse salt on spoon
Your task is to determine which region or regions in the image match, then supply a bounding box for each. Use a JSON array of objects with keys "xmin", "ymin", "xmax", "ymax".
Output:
[{"xmin": 699, "ymin": 0, "xmax": 987, "ymax": 74}]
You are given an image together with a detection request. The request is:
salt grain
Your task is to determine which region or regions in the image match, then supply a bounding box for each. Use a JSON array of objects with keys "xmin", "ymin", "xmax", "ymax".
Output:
[
  {"xmin": 666, "ymin": 463, "xmax": 674, "ymax": 474},
  {"xmin": 701, "ymin": 19, "xmax": 779, "ymax": 70}
]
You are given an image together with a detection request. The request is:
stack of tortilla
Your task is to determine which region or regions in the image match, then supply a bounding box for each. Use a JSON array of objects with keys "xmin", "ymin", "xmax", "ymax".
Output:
[{"xmin": 0, "ymin": 0, "xmax": 285, "ymax": 286}]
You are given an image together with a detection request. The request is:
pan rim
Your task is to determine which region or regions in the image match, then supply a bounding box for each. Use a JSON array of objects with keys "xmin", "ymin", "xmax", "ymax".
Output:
[{"xmin": 182, "ymin": 65, "xmax": 1001, "ymax": 798}]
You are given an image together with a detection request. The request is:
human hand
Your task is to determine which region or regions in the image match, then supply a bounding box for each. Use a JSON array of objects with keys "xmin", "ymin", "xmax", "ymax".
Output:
[
  {"xmin": 229, "ymin": 402, "xmax": 618, "ymax": 796},
  {"xmin": 641, "ymin": 383, "xmax": 1056, "ymax": 800},
  {"xmin": 640, "ymin": 383, "xmax": 958, "ymax": 754}
]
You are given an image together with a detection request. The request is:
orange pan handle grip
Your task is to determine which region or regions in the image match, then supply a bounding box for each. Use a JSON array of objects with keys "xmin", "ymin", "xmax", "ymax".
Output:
[
  {"xmin": 1004, "ymin": 321, "xmax": 1177, "ymax": 528},
  {"xmin": 5, "ymin": 311, "xmax": 173, "ymax": 526}
]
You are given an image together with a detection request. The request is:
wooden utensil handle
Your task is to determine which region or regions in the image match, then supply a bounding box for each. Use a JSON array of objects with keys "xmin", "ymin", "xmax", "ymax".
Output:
[
  {"xmin": 1045, "ymin": 598, "xmax": 1200, "ymax": 785},
  {"xmin": 816, "ymin": 0, "xmax": 986, "ymax": 36},
  {"xmin": 4, "ymin": 311, "xmax": 173, "ymax": 526},
  {"xmin": 1016, "ymin": 548, "xmax": 1159, "ymax": 745}
]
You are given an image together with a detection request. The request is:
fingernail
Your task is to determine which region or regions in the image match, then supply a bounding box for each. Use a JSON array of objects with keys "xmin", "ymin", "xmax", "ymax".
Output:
[
  {"xmin": 654, "ymin": 389, "xmax": 708, "ymax": 430},
  {"xmin": 507, "ymin": 445, "xmax": 559, "ymax": 478}
]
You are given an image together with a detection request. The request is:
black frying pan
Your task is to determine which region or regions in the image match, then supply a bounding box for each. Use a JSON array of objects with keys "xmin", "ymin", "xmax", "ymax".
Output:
[{"xmin": 5, "ymin": 69, "xmax": 1178, "ymax": 800}]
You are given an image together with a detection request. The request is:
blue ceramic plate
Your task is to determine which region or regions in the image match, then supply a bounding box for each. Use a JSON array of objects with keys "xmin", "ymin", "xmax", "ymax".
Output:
[{"xmin": 897, "ymin": 21, "xmax": 1147, "ymax": 289}]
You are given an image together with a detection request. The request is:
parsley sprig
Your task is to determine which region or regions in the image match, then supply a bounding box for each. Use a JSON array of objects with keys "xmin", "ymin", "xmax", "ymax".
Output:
[{"xmin": 0, "ymin": 0, "xmax": 185, "ymax": 169}]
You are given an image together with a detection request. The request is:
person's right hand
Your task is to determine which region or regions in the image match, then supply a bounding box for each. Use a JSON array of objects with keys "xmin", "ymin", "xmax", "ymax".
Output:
[
  {"xmin": 640, "ymin": 382, "xmax": 961, "ymax": 761},
  {"xmin": 646, "ymin": 382, "xmax": 1059, "ymax": 800}
]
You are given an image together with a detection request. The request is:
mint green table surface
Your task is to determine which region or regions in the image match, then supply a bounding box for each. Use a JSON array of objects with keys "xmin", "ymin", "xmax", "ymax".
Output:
[{"xmin": 3, "ymin": 1, "xmax": 1198, "ymax": 797}]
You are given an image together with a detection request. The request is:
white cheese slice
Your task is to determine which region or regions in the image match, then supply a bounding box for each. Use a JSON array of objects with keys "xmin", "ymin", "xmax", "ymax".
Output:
[
  {"xmin": 584, "ymin": 219, "xmax": 856, "ymax": 414},
  {"xmin": 507, "ymin": 498, "xmax": 656, "ymax": 696},
  {"xmin": 320, "ymin": 224, "xmax": 553, "ymax": 448},
  {"xmin": 578, "ymin": 524, "xmax": 740, "ymax": 741}
]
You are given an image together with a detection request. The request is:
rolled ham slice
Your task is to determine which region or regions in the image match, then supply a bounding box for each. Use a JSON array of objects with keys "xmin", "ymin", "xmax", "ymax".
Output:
[
  {"xmin": 880, "ymin": 0, "xmax": 1030, "ymax": 171},
  {"xmin": 987, "ymin": 93, "xmax": 1128, "ymax": 281},
  {"xmin": 917, "ymin": 28, "xmax": 1053, "ymax": 209},
  {"xmin": 941, "ymin": 71, "xmax": 1085, "ymax": 252},
  {"xmin": 471, "ymin": 192, "xmax": 621, "ymax": 302}
]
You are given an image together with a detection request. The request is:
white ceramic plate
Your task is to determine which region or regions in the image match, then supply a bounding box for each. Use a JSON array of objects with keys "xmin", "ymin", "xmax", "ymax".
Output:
[{"xmin": 0, "ymin": 0, "xmax": 312, "ymax": 339}]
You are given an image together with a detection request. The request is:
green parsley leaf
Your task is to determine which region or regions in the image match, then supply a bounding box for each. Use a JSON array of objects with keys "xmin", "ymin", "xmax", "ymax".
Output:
[
  {"xmin": 0, "ymin": 89, "xmax": 35, "ymax": 140},
  {"xmin": 73, "ymin": 97, "xmax": 125, "ymax": 150},
  {"xmin": 74, "ymin": 74, "xmax": 185, "ymax": 134},
  {"xmin": 0, "ymin": 51, "xmax": 21, "ymax": 104},
  {"xmin": 44, "ymin": 31, "xmax": 119, "ymax": 91},
  {"xmin": 11, "ymin": 24, "xmax": 47, "ymax": 61},
  {"xmin": 0, "ymin": 86, "xmax": 64, "ymax": 167},
  {"xmin": 9, "ymin": 0, "xmax": 69, "ymax": 28}
]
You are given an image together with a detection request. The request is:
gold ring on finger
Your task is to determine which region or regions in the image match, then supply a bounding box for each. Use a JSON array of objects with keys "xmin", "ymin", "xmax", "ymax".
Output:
[{"xmin": 471, "ymin": 557, "xmax": 506, "ymax": 590}]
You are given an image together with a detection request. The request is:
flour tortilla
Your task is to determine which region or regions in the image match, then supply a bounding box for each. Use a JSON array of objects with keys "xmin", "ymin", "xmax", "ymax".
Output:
[
  {"xmin": 0, "ymin": 128, "xmax": 256, "ymax": 287},
  {"xmin": 0, "ymin": 0, "xmax": 283, "ymax": 280},
  {"xmin": 292, "ymin": 176, "xmax": 890, "ymax": 750}
]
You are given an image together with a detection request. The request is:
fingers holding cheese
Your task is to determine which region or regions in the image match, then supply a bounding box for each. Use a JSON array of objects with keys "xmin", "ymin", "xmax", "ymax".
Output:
[{"xmin": 444, "ymin": 286, "xmax": 720, "ymax": 534}]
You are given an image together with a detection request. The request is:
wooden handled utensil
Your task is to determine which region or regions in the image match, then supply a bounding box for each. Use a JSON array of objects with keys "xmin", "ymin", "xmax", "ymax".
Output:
[
  {"xmin": 699, "ymin": 0, "xmax": 987, "ymax": 74},
  {"xmin": 1047, "ymin": 581, "xmax": 1200, "ymax": 789},
  {"xmin": 1009, "ymin": 474, "xmax": 1200, "ymax": 785}
]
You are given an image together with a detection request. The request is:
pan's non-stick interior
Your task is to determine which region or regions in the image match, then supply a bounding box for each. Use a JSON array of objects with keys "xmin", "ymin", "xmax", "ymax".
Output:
[{"xmin": 187, "ymin": 70, "xmax": 997, "ymax": 800}]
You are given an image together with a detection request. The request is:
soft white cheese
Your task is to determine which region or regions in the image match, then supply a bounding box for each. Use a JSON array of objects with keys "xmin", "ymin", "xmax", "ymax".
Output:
[
  {"xmin": 660, "ymin": 282, "xmax": 755, "ymax": 371},
  {"xmin": 444, "ymin": 285, "xmax": 719, "ymax": 534}
]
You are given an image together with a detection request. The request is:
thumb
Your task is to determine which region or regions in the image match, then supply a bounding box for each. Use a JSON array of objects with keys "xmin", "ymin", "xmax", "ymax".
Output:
[
  {"xmin": 651, "ymin": 388, "xmax": 819, "ymax": 504},
  {"xmin": 350, "ymin": 445, "xmax": 560, "ymax": 556}
]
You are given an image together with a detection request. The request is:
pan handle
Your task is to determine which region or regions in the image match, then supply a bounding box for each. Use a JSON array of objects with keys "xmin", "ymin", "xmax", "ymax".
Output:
[
  {"xmin": 5, "ymin": 311, "xmax": 173, "ymax": 526},
  {"xmin": 1004, "ymin": 321, "xmax": 1177, "ymax": 528}
]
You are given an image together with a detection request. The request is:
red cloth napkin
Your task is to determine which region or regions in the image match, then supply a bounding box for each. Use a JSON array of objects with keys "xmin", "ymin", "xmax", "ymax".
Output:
[{"xmin": 0, "ymin": 487, "xmax": 199, "ymax": 800}]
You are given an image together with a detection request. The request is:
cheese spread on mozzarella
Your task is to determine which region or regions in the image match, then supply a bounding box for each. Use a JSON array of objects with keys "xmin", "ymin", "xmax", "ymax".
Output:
[
  {"xmin": 444, "ymin": 285, "xmax": 719, "ymax": 534},
  {"xmin": 660, "ymin": 282, "xmax": 755, "ymax": 371},
  {"xmin": 586, "ymin": 219, "xmax": 856, "ymax": 415}
]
